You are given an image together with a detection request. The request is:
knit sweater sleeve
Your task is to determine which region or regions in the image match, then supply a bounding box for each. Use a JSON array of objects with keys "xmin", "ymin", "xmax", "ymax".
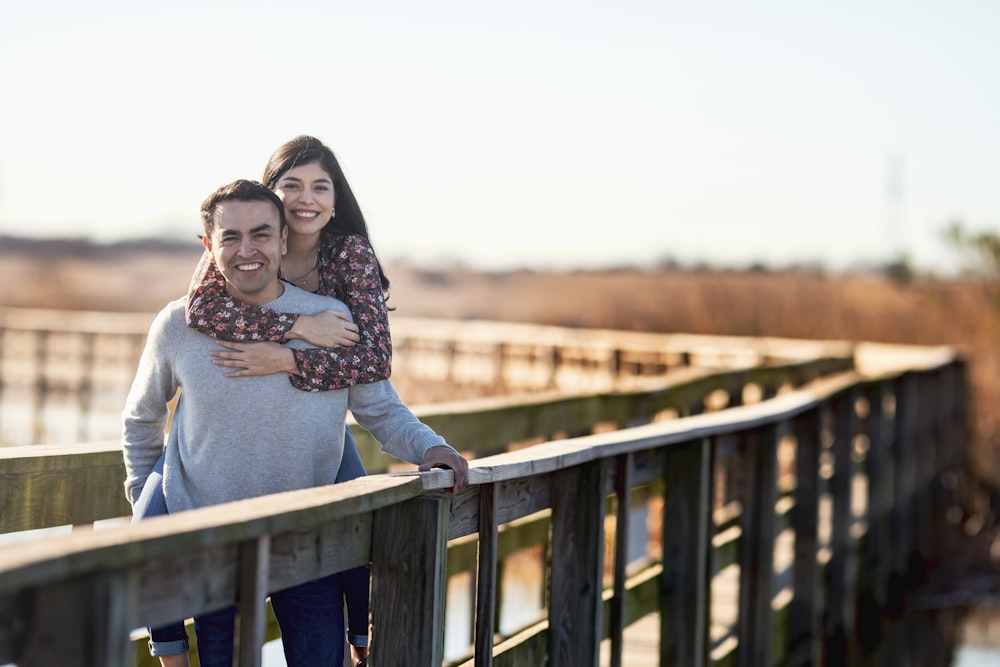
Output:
[
  {"xmin": 349, "ymin": 379, "xmax": 452, "ymax": 465},
  {"xmin": 287, "ymin": 234, "xmax": 392, "ymax": 392},
  {"xmin": 184, "ymin": 238, "xmax": 392, "ymax": 391},
  {"xmin": 121, "ymin": 303, "xmax": 181, "ymax": 505}
]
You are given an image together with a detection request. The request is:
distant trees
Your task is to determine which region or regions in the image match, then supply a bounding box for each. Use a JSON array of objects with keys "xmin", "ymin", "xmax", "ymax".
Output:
[{"xmin": 942, "ymin": 221, "xmax": 1000, "ymax": 278}]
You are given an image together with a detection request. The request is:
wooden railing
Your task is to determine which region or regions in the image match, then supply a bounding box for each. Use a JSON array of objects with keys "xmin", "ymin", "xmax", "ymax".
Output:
[
  {"xmin": 0, "ymin": 315, "xmax": 970, "ymax": 666},
  {"xmin": 0, "ymin": 307, "xmax": 854, "ymax": 447}
]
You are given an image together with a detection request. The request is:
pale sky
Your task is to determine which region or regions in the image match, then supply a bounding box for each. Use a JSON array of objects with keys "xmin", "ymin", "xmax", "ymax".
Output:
[{"xmin": 2, "ymin": 1, "xmax": 998, "ymax": 272}]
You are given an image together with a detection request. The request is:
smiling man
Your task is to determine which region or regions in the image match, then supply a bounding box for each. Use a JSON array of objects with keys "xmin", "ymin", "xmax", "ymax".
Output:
[{"xmin": 122, "ymin": 179, "xmax": 467, "ymax": 667}]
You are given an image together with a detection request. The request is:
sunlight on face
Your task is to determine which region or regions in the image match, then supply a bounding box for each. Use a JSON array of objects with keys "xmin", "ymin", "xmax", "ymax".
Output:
[
  {"xmin": 274, "ymin": 162, "xmax": 336, "ymax": 238},
  {"xmin": 204, "ymin": 200, "xmax": 287, "ymax": 306}
]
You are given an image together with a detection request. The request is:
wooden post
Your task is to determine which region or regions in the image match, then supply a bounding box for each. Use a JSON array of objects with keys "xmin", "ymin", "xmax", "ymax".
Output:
[
  {"xmin": 235, "ymin": 536, "xmax": 270, "ymax": 667},
  {"xmin": 609, "ymin": 453, "xmax": 633, "ymax": 667},
  {"xmin": 891, "ymin": 375, "xmax": 917, "ymax": 583},
  {"xmin": 370, "ymin": 496, "xmax": 450, "ymax": 667},
  {"xmin": 736, "ymin": 424, "xmax": 778, "ymax": 667},
  {"xmin": 32, "ymin": 330, "xmax": 49, "ymax": 444},
  {"xmin": 9, "ymin": 572, "xmax": 135, "ymax": 667},
  {"xmin": 475, "ymin": 483, "xmax": 499, "ymax": 667},
  {"xmin": 77, "ymin": 331, "xmax": 96, "ymax": 442},
  {"xmin": 661, "ymin": 440, "xmax": 710, "ymax": 667},
  {"xmin": 549, "ymin": 459, "xmax": 607, "ymax": 667},
  {"xmin": 857, "ymin": 382, "xmax": 891, "ymax": 658},
  {"xmin": 788, "ymin": 407, "xmax": 821, "ymax": 666},
  {"xmin": 826, "ymin": 391, "xmax": 858, "ymax": 665}
]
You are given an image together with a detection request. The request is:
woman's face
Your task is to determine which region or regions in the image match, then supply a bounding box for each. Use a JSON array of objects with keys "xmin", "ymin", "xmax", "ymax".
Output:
[{"xmin": 273, "ymin": 161, "xmax": 336, "ymax": 237}]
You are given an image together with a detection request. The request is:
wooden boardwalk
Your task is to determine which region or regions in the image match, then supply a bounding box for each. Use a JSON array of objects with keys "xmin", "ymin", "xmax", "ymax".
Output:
[{"xmin": 0, "ymin": 313, "xmax": 972, "ymax": 667}]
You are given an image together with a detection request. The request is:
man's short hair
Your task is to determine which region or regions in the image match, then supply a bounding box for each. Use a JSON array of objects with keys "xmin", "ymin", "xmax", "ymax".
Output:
[{"xmin": 201, "ymin": 179, "xmax": 286, "ymax": 237}]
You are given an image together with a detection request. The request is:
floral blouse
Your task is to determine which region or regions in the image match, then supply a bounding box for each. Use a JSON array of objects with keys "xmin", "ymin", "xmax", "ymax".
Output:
[{"xmin": 186, "ymin": 233, "xmax": 392, "ymax": 392}]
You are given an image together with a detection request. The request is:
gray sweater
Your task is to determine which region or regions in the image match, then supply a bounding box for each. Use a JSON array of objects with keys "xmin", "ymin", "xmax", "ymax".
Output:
[{"xmin": 122, "ymin": 282, "xmax": 449, "ymax": 512}]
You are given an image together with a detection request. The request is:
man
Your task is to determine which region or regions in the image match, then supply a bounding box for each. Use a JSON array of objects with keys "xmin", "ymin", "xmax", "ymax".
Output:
[{"xmin": 122, "ymin": 179, "xmax": 468, "ymax": 667}]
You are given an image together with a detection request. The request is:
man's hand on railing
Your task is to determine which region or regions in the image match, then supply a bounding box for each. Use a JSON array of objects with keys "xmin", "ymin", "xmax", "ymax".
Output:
[{"xmin": 419, "ymin": 446, "xmax": 470, "ymax": 494}]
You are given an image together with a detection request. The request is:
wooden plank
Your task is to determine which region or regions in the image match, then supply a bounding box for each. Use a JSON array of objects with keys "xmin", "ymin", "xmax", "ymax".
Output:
[
  {"xmin": 825, "ymin": 391, "xmax": 858, "ymax": 665},
  {"xmin": 788, "ymin": 407, "xmax": 821, "ymax": 666},
  {"xmin": 236, "ymin": 536, "xmax": 270, "ymax": 667},
  {"xmin": 608, "ymin": 453, "xmax": 633, "ymax": 667},
  {"xmin": 2, "ymin": 573, "xmax": 134, "ymax": 667},
  {"xmin": 267, "ymin": 513, "xmax": 371, "ymax": 592},
  {"xmin": 0, "ymin": 442, "xmax": 130, "ymax": 532},
  {"xmin": 96, "ymin": 570, "xmax": 135, "ymax": 667},
  {"xmin": 858, "ymin": 382, "xmax": 890, "ymax": 656},
  {"xmin": 371, "ymin": 496, "xmax": 450, "ymax": 666},
  {"xmin": 736, "ymin": 425, "xmax": 778, "ymax": 667},
  {"xmin": 661, "ymin": 439, "xmax": 710, "ymax": 667},
  {"xmin": 890, "ymin": 375, "xmax": 917, "ymax": 583},
  {"xmin": 0, "ymin": 475, "xmax": 424, "ymax": 594},
  {"xmin": 475, "ymin": 483, "xmax": 498, "ymax": 667},
  {"xmin": 548, "ymin": 459, "xmax": 607, "ymax": 667}
]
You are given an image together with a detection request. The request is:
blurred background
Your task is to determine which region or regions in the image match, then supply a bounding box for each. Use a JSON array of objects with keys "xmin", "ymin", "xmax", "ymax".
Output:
[
  {"xmin": 3, "ymin": 2, "xmax": 1000, "ymax": 664},
  {"xmin": 2, "ymin": 0, "xmax": 999, "ymax": 274}
]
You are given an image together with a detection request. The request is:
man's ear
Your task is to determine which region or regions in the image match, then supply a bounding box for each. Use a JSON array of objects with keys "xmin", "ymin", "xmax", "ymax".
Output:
[
  {"xmin": 280, "ymin": 226, "xmax": 288, "ymax": 256},
  {"xmin": 202, "ymin": 234, "xmax": 212, "ymax": 251}
]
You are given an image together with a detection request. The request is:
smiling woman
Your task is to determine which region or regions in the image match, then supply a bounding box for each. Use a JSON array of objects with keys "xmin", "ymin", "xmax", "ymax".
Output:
[{"xmin": 273, "ymin": 162, "xmax": 336, "ymax": 293}]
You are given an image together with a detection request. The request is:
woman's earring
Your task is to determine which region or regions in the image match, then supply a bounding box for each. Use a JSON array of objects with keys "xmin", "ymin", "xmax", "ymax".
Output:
[{"xmin": 331, "ymin": 207, "xmax": 336, "ymax": 219}]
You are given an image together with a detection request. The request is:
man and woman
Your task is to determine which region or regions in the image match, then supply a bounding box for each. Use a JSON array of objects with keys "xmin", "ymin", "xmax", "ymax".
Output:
[{"xmin": 123, "ymin": 176, "xmax": 468, "ymax": 666}]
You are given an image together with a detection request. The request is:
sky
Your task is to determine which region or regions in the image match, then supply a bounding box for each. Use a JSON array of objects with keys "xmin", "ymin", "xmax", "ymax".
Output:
[{"xmin": 1, "ymin": 1, "xmax": 999, "ymax": 272}]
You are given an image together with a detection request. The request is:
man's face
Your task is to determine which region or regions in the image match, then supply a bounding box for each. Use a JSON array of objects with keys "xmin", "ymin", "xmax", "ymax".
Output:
[{"xmin": 203, "ymin": 200, "xmax": 287, "ymax": 306}]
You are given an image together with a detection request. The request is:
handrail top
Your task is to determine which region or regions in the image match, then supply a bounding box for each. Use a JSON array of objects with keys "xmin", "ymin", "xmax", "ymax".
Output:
[{"xmin": 0, "ymin": 355, "xmax": 963, "ymax": 594}]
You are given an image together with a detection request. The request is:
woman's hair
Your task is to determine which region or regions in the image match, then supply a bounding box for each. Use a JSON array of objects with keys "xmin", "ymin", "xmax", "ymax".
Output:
[{"xmin": 262, "ymin": 135, "xmax": 390, "ymax": 293}]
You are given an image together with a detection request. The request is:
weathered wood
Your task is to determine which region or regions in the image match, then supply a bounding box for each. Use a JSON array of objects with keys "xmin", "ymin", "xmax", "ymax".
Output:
[
  {"xmin": 609, "ymin": 453, "xmax": 633, "ymax": 667},
  {"xmin": 863, "ymin": 383, "xmax": 892, "ymax": 610},
  {"xmin": 891, "ymin": 375, "xmax": 918, "ymax": 583},
  {"xmin": 236, "ymin": 536, "xmax": 270, "ymax": 667},
  {"xmin": 3, "ymin": 572, "xmax": 135, "ymax": 667},
  {"xmin": 661, "ymin": 439, "xmax": 710, "ymax": 667},
  {"xmin": 549, "ymin": 459, "xmax": 607, "ymax": 667},
  {"xmin": 0, "ymin": 441, "xmax": 130, "ymax": 532},
  {"xmin": 474, "ymin": 483, "xmax": 498, "ymax": 667},
  {"xmin": 736, "ymin": 424, "xmax": 779, "ymax": 667},
  {"xmin": 826, "ymin": 391, "xmax": 858, "ymax": 665},
  {"xmin": 0, "ymin": 333, "xmax": 969, "ymax": 667},
  {"xmin": 788, "ymin": 407, "xmax": 822, "ymax": 666},
  {"xmin": 370, "ymin": 496, "xmax": 450, "ymax": 667}
]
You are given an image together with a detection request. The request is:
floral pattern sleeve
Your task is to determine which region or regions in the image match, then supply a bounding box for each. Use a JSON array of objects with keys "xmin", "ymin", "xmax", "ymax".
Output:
[
  {"xmin": 184, "ymin": 238, "xmax": 392, "ymax": 392},
  {"xmin": 288, "ymin": 234, "xmax": 392, "ymax": 392},
  {"xmin": 185, "ymin": 249, "xmax": 300, "ymax": 342}
]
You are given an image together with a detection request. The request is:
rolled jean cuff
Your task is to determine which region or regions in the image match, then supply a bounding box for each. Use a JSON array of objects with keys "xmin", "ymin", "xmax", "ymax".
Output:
[
  {"xmin": 349, "ymin": 633, "xmax": 369, "ymax": 647},
  {"xmin": 148, "ymin": 637, "xmax": 189, "ymax": 657}
]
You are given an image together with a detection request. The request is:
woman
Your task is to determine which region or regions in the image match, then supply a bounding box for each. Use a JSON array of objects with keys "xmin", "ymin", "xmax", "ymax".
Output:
[{"xmin": 143, "ymin": 136, "xmax": 392, "ymax": 667}]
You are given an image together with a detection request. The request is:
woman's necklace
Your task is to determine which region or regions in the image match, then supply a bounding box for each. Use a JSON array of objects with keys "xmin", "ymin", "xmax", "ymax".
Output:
[{"xmin": 281, "ymin": 254, "xmax": 320, "ymax": 287}]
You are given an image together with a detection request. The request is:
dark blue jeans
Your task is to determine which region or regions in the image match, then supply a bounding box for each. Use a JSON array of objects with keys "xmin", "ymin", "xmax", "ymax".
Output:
[
  {"xmin": 194, "ymin": 574, "xmax": 344, "ymax": 667},
  {"xmin": 133, "ymin": 426, "xmax": 371, "ymax": 657}
]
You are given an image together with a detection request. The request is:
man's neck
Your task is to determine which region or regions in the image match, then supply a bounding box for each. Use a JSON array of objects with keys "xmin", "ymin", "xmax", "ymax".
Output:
[{"xmin": 225, "ymin": 281, "xmax": 285, "ymax": 307}]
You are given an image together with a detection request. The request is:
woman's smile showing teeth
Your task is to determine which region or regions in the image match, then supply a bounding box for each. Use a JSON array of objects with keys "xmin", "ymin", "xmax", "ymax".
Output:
[{"xmin": 274, "ymin": 162, "xmax": 336, "ymax": 232}]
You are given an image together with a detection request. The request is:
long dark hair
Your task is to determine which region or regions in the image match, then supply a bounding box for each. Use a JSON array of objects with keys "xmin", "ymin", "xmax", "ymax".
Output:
[{"xmin": 262, "ymin": 136, "xmax": 390, "ymax": 293}]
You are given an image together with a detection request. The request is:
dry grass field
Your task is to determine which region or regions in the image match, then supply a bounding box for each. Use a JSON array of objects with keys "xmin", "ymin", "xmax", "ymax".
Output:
[{"xmin": 3, "ymin": 237, "xmax": 1000, "ymax": 489}]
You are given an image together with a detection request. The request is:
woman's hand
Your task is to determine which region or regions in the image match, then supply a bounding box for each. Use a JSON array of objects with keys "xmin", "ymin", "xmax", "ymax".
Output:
[
  {"xmin": 211, "ymin": 341, "xmax": 299, "ymax": 377},
  {"xmin": 285, "ymin": 310, "xmax": 360, "ymax": 348}
]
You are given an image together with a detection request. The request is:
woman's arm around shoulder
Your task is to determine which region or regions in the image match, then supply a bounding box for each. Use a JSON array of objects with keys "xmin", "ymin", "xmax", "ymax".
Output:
[
  {"xmin": 287, "ymin": 234, "xmax": 392, "ymax": 391},
  {"xmin": 185, "ymin": 249, "xmax": 299, "ymax": 341}
]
